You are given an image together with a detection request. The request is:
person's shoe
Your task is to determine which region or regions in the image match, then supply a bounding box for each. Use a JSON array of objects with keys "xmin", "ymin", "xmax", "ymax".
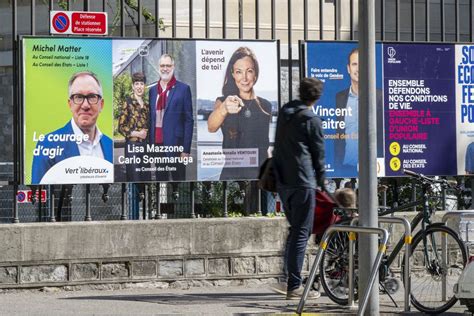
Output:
[
  {"xmin": 269, "ymin": 283, "xmax": 287, "ymax": 295},
  {"xmin": 286, "ymin": 286, "xmax": 321, "ymax": 300}
]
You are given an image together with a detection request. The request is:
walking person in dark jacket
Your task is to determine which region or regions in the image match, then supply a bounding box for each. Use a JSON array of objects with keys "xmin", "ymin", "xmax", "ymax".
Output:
[{"xmin": 272, "ymin": 77, "xmax": 326, "ymax": 299}]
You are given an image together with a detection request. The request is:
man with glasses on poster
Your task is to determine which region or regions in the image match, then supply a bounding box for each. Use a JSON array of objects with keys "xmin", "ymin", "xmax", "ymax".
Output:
[
  {"xmin": 31, "ymin": 71, "xmax": 113, "ymax": 184},
  {"xmin": 148, "ymin": 54, "xmax": 193, "ymax": 182}
]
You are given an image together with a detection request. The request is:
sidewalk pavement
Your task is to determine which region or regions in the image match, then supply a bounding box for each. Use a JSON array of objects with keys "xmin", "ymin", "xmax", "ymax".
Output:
[{"xmin": 0, "ymin": 281, "xmax": 471, "ymax": 316}]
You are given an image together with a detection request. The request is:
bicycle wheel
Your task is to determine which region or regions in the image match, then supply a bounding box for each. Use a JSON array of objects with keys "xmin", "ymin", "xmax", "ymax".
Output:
[
  {"xmin": 404, "ymin": 225, "xmax": 467, "ymax": 314},
  {"xmin": 319, "ymin": 225, "xmax": 358, "ymax": 305}
]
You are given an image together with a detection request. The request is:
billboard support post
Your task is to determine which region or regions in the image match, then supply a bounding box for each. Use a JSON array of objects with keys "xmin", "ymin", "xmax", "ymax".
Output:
[
  {"xmin": 12, "ymin": 0, "xmax": 19, "ymax": 224},
  {"xmin": 47, "ymin": 185, "xmax": 51, "ymax": 221},
  {"xmin": 223, "ymin": 181, "xmax": 228, "ymax": 217},
  {"xmin": 85, "ymin": 184, "xmax": 91, "ymax": 221},
  {"xmin": 38, "ymin": 185, "xmax": 43, "ymax": 221},
  {"xmin": 257, "ymin": 187, "xmax": 262, "ymax": 216},
  {"xmin": 49, "ymin": 185, "xmax": 56, "ymax": 222},
  {"xmin": 13, "ymin": 183, "xmax": 19, "ymax": 223},
  {"xmin": 287, "ymin": 0, "xmax": 292, "ymax": 101},
  {"xmin": 120, "ymin": 183, "xmax": 127, "ymax": 220},
  {"xmin": 155, "ymin": 183, "xmax": 162, "ymax": 219},
  {"xmin": 442, "ymin": 185, "xmax": 447, "ymax": 210},
  {"xmin": 141, "ymin": 184, "xmax": 147, "ymax": 220},
  {"xmin": 471, "ymin": 179, "xmax": 474, "ymax": 207},
  {"xmin": 190, "ymin": 182, "xmax": 196, "ymax": 218},
  {"xmin": 358, "ymin": 0, "xmax": 380, "ymax": 314}
]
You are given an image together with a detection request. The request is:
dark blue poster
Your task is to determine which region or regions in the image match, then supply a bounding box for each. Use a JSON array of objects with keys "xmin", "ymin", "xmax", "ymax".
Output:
[
  {"xmin": 383, "ymin": 43, "xmax": 457, "ymax": 176},
  {"xmin": 305, "ymin": 42, "xmax": 384, "ymax": 178}
]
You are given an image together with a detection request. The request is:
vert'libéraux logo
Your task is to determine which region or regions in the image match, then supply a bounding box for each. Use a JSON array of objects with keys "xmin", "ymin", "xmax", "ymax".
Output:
[{"xmin": 387, "ymin": 46, "xmax": 401, "ymax": 64}]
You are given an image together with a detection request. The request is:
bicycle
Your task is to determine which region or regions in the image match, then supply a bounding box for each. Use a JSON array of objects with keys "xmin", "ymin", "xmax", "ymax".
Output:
[{"xmin": 318, "ymin": 169, "xmax": 468, "ymax": 314}]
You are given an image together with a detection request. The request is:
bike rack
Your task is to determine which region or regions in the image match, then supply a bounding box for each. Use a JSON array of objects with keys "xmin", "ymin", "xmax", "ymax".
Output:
[
  {"xmin": 351, "ymin": 216, "xmax": 412, "ymax": 312},
  {"xmin": 441, "ymin": 211, "xmax": 474, "ymax": 301},
  {"xmin": 296, "ymin": 225, "xmax": 389, "ymax": 316}
]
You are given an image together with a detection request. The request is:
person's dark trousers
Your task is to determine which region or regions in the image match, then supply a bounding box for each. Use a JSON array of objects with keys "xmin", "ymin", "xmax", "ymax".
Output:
[{"xmin": 278, "ymin": 187, "xmax": 315, "ymax": 291}]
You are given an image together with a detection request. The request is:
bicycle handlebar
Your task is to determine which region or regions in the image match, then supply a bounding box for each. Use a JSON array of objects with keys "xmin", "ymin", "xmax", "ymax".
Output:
[
  {"xmin": 402, "ymin": 169, "xmax": 419, "ymax": 177},
  {"xmin": 402, "ymin": 169, "xmax": 458, "ymax": 190}
]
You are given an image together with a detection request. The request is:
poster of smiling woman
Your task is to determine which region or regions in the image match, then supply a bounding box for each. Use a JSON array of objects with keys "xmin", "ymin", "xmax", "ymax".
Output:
[
  {"xmin": 196, "ymin": 41, "xmax": 279, "ymax": 181},
  {"xmin": 22, "ymin": 37, "xmax": 114, "ymax": 185}
]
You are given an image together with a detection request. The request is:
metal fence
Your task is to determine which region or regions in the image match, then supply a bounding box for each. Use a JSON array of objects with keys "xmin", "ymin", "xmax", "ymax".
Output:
[
  {"xmin": 2, "ymin": 0, "xmax": 474, "ymax": 222},
  {"xmin": 0, "ymin": 181, "xmax": 278, "ymax": 222}
]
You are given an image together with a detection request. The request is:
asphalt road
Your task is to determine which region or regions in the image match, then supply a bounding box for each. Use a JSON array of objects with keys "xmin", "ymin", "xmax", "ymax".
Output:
[{"xmin": 0, "ymin": 281, "xmax": 471, "ymax": 316}]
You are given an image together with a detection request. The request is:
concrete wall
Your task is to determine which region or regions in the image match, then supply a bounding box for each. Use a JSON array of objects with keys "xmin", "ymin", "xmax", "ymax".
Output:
[
  {"xmin": 0, "ymin": 217, "xmax": 298, "ymax": 288},
  {"xmin": 0, "ymin": 212, "xmax": 468, "ymax": 289}
]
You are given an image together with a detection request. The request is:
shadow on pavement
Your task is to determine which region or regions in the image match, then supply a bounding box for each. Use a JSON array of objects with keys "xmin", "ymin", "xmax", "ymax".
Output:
[{"xmin": 62, "ymin": 291, "xmax": 469, "ymax": 315}]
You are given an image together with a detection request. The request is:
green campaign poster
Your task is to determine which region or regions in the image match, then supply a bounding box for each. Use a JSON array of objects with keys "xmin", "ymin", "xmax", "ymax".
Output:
[{"xmin": 23, "ymin": 37, "xmax": 113, "ymax": 184}]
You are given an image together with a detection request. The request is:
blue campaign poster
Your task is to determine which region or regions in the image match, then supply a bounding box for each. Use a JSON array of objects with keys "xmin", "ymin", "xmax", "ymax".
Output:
[
  {"xmin": 305, "ymin": 42, "xmax": 383, "ymax": 178},
  {"xmin": 383, "ymin": 43, "xmax": 457, "ymax": 176}
]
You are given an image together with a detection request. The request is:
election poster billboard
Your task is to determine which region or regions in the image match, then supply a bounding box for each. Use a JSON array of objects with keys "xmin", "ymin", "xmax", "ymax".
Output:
[
  {"xmin": 195, "ymin": 41, "xmax": 279, "ymax": 181},
  {"xmin": 21, "ymin": 37, "xmax": 279, "ymax": 185},
  {"xmin": 456, "ymin": 45, "xmax": 474, "ymax": 176},
  {"xmin": 23, "ymin": 37, "xmax": 114, "ymax": 185},
  {"xmin": 304, "ymin": 41, "xmax": 384, "ymax": 178},
  {"xmin": 383, "ymin": 43, "xmax": 456, "ymax": 176},
  {"xmin": 111, "ymin": 39, "xmax": 198, "ymax": 183},
  {"xmin": 305, "ymin": 41, "xmax": 472, "ymax": 177}
]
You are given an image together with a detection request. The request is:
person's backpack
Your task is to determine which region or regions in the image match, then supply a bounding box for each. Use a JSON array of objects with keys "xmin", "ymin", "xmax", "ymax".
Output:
[{"xmin": 258, "ymin": 157, "xmax": 276, "ymax": 192}]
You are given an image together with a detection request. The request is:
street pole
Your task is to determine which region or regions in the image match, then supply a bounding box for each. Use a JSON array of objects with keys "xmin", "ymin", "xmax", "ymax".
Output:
[{"xmin": 358, "ymin": 0, "xmax": 379, "ymax": 315}]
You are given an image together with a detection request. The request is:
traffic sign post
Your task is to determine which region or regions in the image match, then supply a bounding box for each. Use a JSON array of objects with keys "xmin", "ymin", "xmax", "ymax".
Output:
[{"xmin": 50, "ymin": 11, "xmax": 108, "ymax": 35}]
